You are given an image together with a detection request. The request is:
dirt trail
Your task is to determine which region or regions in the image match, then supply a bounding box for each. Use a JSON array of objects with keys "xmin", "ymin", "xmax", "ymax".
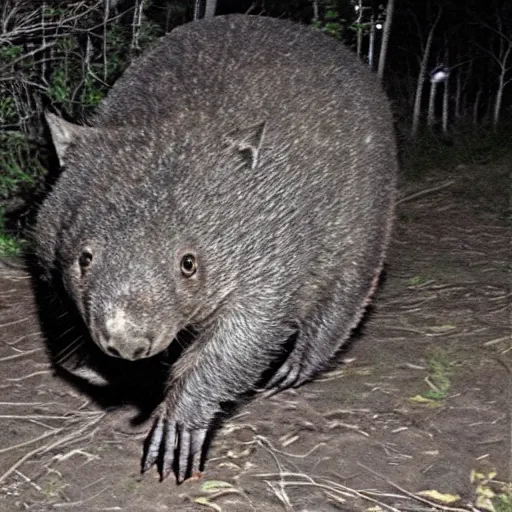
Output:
[{"xmin": 0, "ymin": 161, "xmax": 510, "ymax": 511}]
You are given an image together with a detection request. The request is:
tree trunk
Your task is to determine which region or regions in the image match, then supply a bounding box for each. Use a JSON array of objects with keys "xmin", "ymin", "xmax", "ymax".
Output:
[
  {"xmin": 368, "ymin": 14, "xmax": 375, "ymax": 70},
  {"xmin": 194, "ymin": 0, "xmax": 216, "ymax": 20},
  {"xmin": 354, "ymin": 0, "xmax": 364, "ymax": 59},
  {"xmin": 131, "ymin": 0, "xmax": 144, "ymax": 53},
  {"xmin": 312, "ymin": 0, "xmax": 319, "ymax": 22},
  {"xmin": 411, "ymin": 7, "xmax": 442, "ymax": 138},
  {"xmin": 377, "ymin": 0, "xmax": 395, "ymax": 81},
  {"xmin": 454, "ymin": 70, "xmax": 462, "ymax": 120},
  {"xmin": 493, "ymin": 74, "xmax": 505, "ymax": 127},
  {"xmin": 427, "ymin": 80, "xmax": 437, "ymax": 128},
  {"xmin": 492, "ymin": 44, "xmax": 511, "ymax": 128},
  {"xmin": 442, "ymin": 78, "xmax": 449, "ymax": 133},
  {"xmin": 472, "ymin": 88, "xmax": 482, "ymax": 125},
  {"xmin": 103, "ymin": 0, "xmax": 110, "ymax": 80},
  {"xmin": 193, "ymin": 0, "xmax": 204, "ymax": 20},
  {"xmin": 165, "ymin": 2, "xmax": 172, "ymax": 32},
  {"xmin": 478, "ymin": 12, "xmax": 512, "ymax": 128},
  {"xmin": 204, "ymin": 0, "xmax": 217, "ymax": 18}
]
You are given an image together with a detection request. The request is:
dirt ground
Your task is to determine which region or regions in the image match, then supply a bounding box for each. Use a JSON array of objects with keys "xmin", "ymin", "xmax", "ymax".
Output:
[{"xmin": 0, "ymin": 160, "xmax": 510, "ymax": 512}]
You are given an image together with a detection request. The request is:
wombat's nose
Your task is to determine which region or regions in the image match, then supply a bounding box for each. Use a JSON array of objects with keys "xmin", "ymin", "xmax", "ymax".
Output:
[
  {"xmin": 104, "ymin": 341, "xmax": 148, "ymax": 360},
  {"xmin": 98, "ymin": 310, "xmax": 153, "ymax": 360}
]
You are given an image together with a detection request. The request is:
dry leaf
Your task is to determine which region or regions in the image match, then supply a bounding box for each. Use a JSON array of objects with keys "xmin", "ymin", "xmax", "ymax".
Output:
[{"xmin": 417, "ymin": 489, "xmax": 461, "ymax": 503}]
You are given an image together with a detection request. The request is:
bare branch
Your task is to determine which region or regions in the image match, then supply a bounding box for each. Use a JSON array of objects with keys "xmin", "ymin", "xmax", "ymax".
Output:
[{"xmin": 131, "ymin": 0, "xmax": 145, "ymax": 52}]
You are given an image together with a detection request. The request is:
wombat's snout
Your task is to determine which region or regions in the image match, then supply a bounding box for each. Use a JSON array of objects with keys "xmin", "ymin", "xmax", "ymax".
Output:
[
  {"xmin": 101, "ymin": 334, "xmax": 152, "ymax": 360},
  {"xmin": 97, "ymin": 309, "xmax": 156, "ymax": 361}
]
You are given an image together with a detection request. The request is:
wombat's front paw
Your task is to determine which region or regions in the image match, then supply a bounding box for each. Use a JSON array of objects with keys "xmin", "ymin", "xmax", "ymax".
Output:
[{"xmin": 142, "ymin": 411, "xmax": 208, "ymax": 483}]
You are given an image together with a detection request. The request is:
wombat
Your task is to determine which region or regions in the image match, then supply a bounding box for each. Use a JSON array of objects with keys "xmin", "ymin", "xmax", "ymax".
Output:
[{"xmin": 32, "ymin": 14, "xmax": 397, "ymax": 483}]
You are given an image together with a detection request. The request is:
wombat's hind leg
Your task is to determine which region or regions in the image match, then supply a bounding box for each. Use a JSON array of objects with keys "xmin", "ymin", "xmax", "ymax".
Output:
[
  {"xmin": 264, "ymin": 317, "xmax": 342, "ymax": 394},
  {"xmin": 265, "ymin": 281, "xmax": 372, "ymax": 393}
]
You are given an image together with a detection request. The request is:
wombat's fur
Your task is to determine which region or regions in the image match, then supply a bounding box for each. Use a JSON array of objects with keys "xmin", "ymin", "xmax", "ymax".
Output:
[{"xmin": 32, "ymin": 14, "xmax": 397, "ymax": 482}]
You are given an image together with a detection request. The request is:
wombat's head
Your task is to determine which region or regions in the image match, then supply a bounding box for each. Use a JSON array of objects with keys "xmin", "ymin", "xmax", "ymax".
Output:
[{"xmin": 34, "ymin": 114, "xmax": 212, "ymax": 361}]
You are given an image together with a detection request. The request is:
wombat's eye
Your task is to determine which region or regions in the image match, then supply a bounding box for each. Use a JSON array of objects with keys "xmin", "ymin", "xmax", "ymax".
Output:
[
  {"xmin": 180, "ymin": 254, "xmax": 197, "ymax": 277},
  {"xmin": 79, "ymin": 249, "xmax": 93, "ymax": 269}
]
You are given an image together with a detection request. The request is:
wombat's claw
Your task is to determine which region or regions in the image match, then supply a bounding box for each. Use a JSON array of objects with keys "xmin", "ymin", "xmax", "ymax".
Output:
[
  {"xmin": 142, "ymin": 415, "xmax": 207, "ymax": 483},
  {"xmin": 264, "ymin": 361, "xmax": 304, "ymax": 395},
  {"xmin": 142, "ymin": 416, "xmax": 165, "ymax": 473},
  {"xmin": 176, "ymin": 425, "xmax": 207, "ymax": 483}
]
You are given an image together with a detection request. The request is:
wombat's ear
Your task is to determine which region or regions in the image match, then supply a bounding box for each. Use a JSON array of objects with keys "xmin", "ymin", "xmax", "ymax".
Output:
[
  {"xmin": 223, "ymin": 121, "xmax": 266, "ymax": 170},
  {"xmin": 45, "ymin": 112, "xmax": 93, "ymax": 167}
]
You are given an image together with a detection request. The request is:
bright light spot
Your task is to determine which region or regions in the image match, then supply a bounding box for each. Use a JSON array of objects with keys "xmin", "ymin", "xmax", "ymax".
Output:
[
  {"xmin": 430, "ymin": 67, "xmax": 450, "ymax": 83},
  {"xmin": 376, "ymin": 22, "xmax": 383, "ymax": 29},
  {"xmin": 354, "ymin": 5, "xmax": 360, "ymax": 11}
]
